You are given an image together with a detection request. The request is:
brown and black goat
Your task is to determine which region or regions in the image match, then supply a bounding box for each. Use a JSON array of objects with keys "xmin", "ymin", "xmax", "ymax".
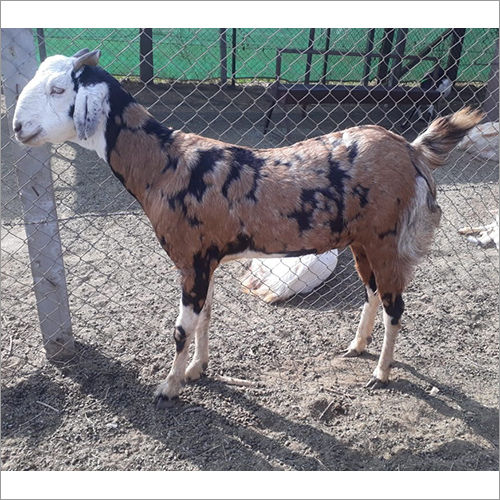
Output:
[{"xmin": 13, "ymin": 49, "xmax": 485, "ymax": 406}]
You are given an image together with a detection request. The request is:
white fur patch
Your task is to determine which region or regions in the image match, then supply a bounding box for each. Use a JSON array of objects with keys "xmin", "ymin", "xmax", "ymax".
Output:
[
  {"xmin": 397, "ymin": 176, "xmax": 440, "ymax": 266},
  {"xmin": 176, "ymin": 300, "xmax": 200, "ymax": 332},
  {"xmin": 73, "ymin": 82, "xmax": 110, "ymax": 160},
  {"xmin": 342, "ymin": 131, "xmax": 354, "ymax": 148},
  {"xmin": 372, "ymin": 309, "xmax": 401, "ymax": 382},
  {"xmin": 347, "ymin": 286, "xmax": 380, "ymax": 353}
]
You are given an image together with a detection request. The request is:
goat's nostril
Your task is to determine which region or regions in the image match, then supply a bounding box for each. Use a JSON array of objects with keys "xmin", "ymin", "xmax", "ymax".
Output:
[{"xmin": 13, "ymin": 121, "xmax": 22, "ymax": 133}]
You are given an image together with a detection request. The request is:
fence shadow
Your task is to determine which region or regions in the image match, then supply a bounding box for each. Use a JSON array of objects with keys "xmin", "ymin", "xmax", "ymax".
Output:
[{"xmin": 1, "ymin": 372, "xmax": 67, "ymax": 440}]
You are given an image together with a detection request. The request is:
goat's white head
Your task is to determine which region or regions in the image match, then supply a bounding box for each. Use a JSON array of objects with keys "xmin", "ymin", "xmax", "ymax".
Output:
[{"xmin": 13, "ymin": 49, "xmax": 110, "ymax": 156}]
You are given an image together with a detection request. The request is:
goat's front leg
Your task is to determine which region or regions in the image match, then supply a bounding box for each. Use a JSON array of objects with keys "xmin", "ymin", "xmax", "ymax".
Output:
[
  {"xmin": 154, "ymin": 269, "xmax": 210, "ymax": 406},
  {"xmin": 185, "ymin": 275, "xmax": 214, "ymax": 382}
]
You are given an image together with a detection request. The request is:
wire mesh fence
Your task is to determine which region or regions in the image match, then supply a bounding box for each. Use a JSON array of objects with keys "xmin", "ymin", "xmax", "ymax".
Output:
[
  {"xmin": 33, "ymin": 28, "xmax": 498, "ymax": 83},
  {"xmin": 1, "ymin": 27, "xmax": 498, "ymax": 394}
]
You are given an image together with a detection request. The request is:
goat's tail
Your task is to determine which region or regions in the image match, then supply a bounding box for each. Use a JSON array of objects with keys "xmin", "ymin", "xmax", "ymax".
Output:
[{"xmin": 411, "ymin": 107, "xmax": 485, "ymax": 170}]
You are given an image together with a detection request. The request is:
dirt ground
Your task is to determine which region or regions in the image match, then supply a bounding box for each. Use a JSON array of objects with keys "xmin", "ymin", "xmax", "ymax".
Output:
[{"xmin": 1, "ymin": 82, "xmax": 498, "ymax": 471}]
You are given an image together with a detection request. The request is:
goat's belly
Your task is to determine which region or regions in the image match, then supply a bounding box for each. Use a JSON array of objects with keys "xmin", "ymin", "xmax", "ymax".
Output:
[{"xmin": 221, "ymin": 248, "xmax": 318, "ymax": 263}]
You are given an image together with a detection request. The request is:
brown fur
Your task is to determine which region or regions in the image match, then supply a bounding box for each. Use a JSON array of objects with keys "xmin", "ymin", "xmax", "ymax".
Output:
[
  {"xmin": 109, "ymin": 106, "xmax": 482, "ymax": 290},
  {"xmin": 122, "ymin": 102, "xmax": 154, "ymax": 129}
]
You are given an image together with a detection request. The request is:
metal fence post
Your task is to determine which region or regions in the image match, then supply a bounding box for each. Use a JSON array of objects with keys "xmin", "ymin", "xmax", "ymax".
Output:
[
  {"xmin": 231, "ymin": 28, "xmax": 237, "ymax": 87},
  {"xmin": 484, "ymin": 38, "xmax": 499, "ymax": 122},
  {"xmin": 362, "ymin": 28, "xmax": 376, "ymax": 86},
  {"xmin": 388, "ymin": 28, "xmax": 408, "ymax": 87},
  {"xmin": 304, "ymin": 28, "xmax": 316, "ymax": 86},
  {"xmin": 446, "ymin": 28, "xmax": 466, "ymax": 83},
  {"xmin": 36, "ymin": 28, "xmax": 47, "ymax": 62},
  {"xmin": 219, "ymin": 28, "xmax": 228, "ymax": 85},
  {"xmin": 1, "ymin": 28, "xmax": 74, "ymax": 361},
  {"xmin": 377, "ymin": 28, "xmax": 396, "ymax": 84},
  {"xmin": 139, "ymin": 28, "xmax": 154, "ymax": 85}
]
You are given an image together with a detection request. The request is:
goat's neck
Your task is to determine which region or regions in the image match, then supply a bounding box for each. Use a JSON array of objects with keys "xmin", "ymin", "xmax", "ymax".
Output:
[{"xmin": 104, "ymin": 100, "xmax": 175, "ymax": 208}]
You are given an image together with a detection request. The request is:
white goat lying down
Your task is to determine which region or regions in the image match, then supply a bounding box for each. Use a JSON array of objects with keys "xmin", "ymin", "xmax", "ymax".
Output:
[
  {"xmin": 242, "ymin": 250, "xmax": 338, "ymax": 303},
  {"xmin": 457, "ymin": 121, "xmax": 499, "ymax": 162},
  {"xmin": 456, "ymin": 123, "xmax": 499, "ymax": 250},
  {"xmin": 13, "ymin": 49, "xmax": 484, "ymax": 406},
  {"xmin": 458, "ymin": 214, "xmax": 499, "ymax": 250}
]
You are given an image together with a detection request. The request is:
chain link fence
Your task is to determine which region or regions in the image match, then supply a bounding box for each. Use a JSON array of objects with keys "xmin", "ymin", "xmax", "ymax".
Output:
[{"xmin": 1, "ymin": 27, "xmax": 499, "ymax": 470}]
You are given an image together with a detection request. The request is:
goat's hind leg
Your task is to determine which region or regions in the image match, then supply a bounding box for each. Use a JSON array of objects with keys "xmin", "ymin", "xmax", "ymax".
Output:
[
  {"xmin": 344, "ymin": 245, "xmax": 381, "ymax": 357},
  {"xmin": 365, "ymin": 291, "xmax": 405, "ymax": 389},
  {"xmin": 365, "ymin": 256, "xmax": 408, "ymax": 389}
]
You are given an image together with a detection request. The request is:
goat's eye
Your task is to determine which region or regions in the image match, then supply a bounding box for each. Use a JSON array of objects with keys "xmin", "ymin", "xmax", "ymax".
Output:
[{"xmin": 50, "ymin": 86, "xmax": 65, "ymax": 95}]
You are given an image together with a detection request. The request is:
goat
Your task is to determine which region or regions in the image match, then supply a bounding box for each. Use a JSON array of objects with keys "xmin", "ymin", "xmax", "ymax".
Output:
[
  {"xmin": 457, "ymin": 121, "xmax": 499, "ymax": 162},
  {"xmin": 405, "ymin": 65, "xmax": 453, "ymax": 127},
  {"xmin": 458, "ymin": 214, "xmax": 499, "ymax": 250},
  {"xmin": 13, "ymin": 49, "xmax": 484, "ymax": 407},
  {"xmin": 241, "ymin": 250, "xmax": 338, "ymax": 303}
]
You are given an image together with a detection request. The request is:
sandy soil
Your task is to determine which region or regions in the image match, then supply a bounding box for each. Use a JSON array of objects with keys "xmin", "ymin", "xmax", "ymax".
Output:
[{"xmin": 1, "ymin": 82, "xmax": 498, "ymax": 471}]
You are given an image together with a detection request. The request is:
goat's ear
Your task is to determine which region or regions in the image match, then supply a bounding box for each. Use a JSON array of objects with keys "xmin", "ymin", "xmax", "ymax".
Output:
[
  {"xmin": 71, "ymin": 48, "xmax": 90, "ymax": 58},
  {"xmin": 73, "ymin": 83, "xmax": 107, "ymax": 140},
  {"xmin": 73, "ymin": 49, "xmax": 101, "ymax": 72}
]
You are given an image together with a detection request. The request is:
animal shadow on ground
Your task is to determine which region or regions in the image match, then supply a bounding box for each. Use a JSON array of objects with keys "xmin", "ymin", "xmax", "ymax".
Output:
[
  {"xmin": 389, "ymin": 360, "xmax": 499, "ymax": 448},
  {"xmin": 3, "ymin": 341, "xmax": 497, "ymax": 470}
]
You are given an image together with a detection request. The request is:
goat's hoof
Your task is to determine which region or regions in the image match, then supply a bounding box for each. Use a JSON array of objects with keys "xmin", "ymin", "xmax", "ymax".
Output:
[
  {"xmin": 365, "ymin": 377, "xmax": 389, "ymax": 390},
  {"xmin": 154, "ymin": 393, "xmax": 179, "ymax": 409},
  {"xmin": 185, "ymin": 361, "xmax": 208, "ymax": 382},
  {"xmin": 154, "ymin": 379, "xmax": 182, "ymax": 408},
  {"xmin": 343, "ymin": 348, "xmax": 362, "ymax": 358}
]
